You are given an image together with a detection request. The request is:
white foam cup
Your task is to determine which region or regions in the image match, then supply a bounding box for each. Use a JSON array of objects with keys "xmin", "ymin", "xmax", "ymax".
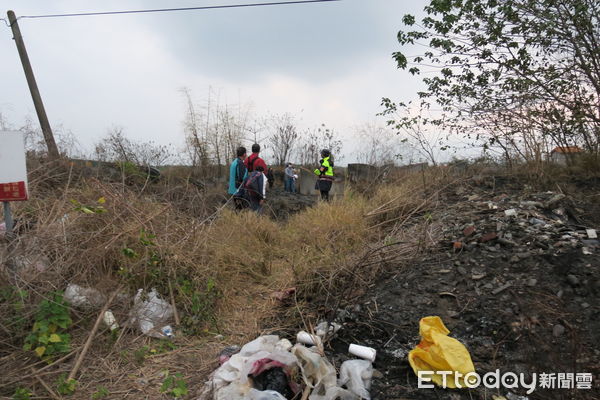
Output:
[{"xmin": 348, "ymin": 343, "xmax": 376, "ymax": 362}]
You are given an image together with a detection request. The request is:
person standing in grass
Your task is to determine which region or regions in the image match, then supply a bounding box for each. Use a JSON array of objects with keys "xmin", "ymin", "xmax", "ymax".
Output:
[
  {"xmin": 314, "ymin": 149, "xmax": 334, "ymax": 201},
  {"xmin": 284, "ymin": 163, "xmax": 296, "ymax": 193},
  {"xmin": 229, "ymin": 146, "xmax": 247, "ymax": 209},
  {"xmin": 245, "ymin": 143, "xmax": 268, "ymax": 173},
  {"xmin": 244, "ymin": 165, "xmax": 268, "ymax": 214}
]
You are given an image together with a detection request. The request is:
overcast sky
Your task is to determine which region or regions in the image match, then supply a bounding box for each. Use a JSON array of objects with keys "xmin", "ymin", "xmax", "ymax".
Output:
[{"xmin": 1, "ymin": 0, "xmax": 441, "ymax": 163}]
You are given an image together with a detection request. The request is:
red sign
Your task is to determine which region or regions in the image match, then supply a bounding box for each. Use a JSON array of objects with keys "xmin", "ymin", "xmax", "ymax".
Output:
[{"xmin": 0, "ymin": 181, "xmax": 28, "ymax": 201}]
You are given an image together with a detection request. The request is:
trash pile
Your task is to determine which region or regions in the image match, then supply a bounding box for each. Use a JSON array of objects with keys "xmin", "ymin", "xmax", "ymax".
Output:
[
  {"xmin": 448, "ymin": 191, "xmax": 598, "ymax": 261},
  {"xmin": 323, "ymin": 182, "xmax": 600, "ymax": 399},
  {"xmin": 199, "ymin": 323, "xmax": 376, "ymax": 400},
  {"xmin": 64, "ymin": 284, "xmax": 175, "ymax": 338}
]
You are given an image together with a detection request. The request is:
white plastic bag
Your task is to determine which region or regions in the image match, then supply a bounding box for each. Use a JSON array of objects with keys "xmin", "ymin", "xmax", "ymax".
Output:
[
  {"xmin": 338, "ymin": 360, "xmax": 373, "ymax": 399},
  {"xmin": 128, "ymin": 288, "xmax": 174, "ymax": 337},
  {"xmin": 247, "ymin": 389, "xmax": 287, "ymax": 400},
  {"xmin": 64, "ymin": 283, "xmax": 107, "ymax": 308},
  {"xmin": 211, "ymin": 336, "xmax": 300, "ymax": 399}
]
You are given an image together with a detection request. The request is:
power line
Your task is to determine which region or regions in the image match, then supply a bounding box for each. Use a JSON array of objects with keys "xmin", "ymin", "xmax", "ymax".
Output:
[{"xmin": 15, "ymin": 0, "xmax": 340, "ymax": 21}]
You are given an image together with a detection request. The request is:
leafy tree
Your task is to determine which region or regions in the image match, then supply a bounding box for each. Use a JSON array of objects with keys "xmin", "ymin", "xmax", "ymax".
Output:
[{"xmin": 386, "ymin": 0, "xmax": 600, "ymax": 161}]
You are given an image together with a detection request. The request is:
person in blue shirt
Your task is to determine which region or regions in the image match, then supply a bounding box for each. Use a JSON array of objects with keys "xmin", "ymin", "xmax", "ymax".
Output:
[{"xmin": 228, "ymin": 146, "xmax": 247, "ymax": 209}]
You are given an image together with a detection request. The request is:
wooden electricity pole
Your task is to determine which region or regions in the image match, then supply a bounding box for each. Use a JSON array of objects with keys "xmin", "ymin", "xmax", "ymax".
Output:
[{"xmin": 7, "ymin": 10, "xmax": 60, "ymax": 160}]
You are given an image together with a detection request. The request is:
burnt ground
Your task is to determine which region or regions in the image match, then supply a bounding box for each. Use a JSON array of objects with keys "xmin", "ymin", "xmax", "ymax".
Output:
[
  {"xmin": 327, "ymin": 176, "xmax": 600, "ymax": 400},
  {"xmin": 264, "ymin": 187, "xmax": 316, "ymax": 219}
]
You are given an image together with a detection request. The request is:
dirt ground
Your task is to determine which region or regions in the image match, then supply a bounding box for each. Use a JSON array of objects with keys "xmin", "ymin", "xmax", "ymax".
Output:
[{"xmin": 323, "ymin": 176, "xmax": 600, "ymax": 399}]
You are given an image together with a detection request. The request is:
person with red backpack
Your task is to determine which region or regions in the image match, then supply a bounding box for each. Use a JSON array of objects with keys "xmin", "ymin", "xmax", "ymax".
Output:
[
  {"xmin": 245, "ymin": 143, "xmax": 268, "ymax": 173},
  {"xmin": 241, "ymin": 165, "xmax": 267, "ymax": 214}
]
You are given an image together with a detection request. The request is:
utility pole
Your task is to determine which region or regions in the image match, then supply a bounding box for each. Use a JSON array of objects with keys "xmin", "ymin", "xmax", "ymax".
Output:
[{"xmin": 7, "ymin": 10, "xmax": 60, "ymax": 160}]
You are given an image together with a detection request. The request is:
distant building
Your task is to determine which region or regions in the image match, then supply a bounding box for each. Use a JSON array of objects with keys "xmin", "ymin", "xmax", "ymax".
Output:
[{"xmin": 550, "ymin": 146, "xmax": 583, "ymax": 165}]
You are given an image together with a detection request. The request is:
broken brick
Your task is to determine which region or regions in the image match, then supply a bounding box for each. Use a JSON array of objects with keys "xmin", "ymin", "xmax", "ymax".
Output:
[
  {"xmin": 463, "ymin": 226, "xmax": 476, "ymax": 237},
  {"xmin": 480, "ymin": 232, "xmax": 498, "ymax": 242}
]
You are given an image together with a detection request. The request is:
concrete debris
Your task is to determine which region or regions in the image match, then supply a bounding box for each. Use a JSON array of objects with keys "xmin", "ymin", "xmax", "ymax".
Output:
[
  {"xmin": 492, "ymin": 283, "xmax": 512, "ymax": 295},
  {"xmin": 463, "ymin": 225, "xmax": 476, "ymax": 237},
  {"xmin": 566, "ymin": 274, "xmax": 579, "ymax": 287},
  {"xmin": 543, "ymin": 193, "xmax": 566, "ymax": 209},
  {"xmin": 552, "ymin": 324, "xmax": 565, "ymax": 337}
]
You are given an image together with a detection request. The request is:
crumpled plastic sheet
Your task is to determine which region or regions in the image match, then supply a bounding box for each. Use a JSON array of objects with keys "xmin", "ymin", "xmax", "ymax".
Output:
[
  {"xmin": 64, "ymin": 283, "xmax": 107, "ymax": 308},
  {"xmin": 127, "ymin": 288, "xmax": 174, "ymax": 338},
  {"xmin": 200, "ymin": 335, "xmax": 373, "ymax": 400},
  {"xmin": 204, "ymin": 336, "xmax": 299, "ymax": 400},
  {"xmin": 338, "ymin": 360, "xmax": 373, "ymax": 400},
  {"xmin": 292, "ymin": 345, "xmax": 359, "ymax": 400}
]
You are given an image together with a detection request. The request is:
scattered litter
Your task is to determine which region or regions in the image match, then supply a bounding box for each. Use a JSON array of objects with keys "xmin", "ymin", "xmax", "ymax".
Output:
[
  {"xmin": 463, "ymin": 225, "xmax": 476, "ymax": 237},
  {"xmin": 128, "ymin": 288, "xmax": 174, "ymax": 338},
  {"xmin": 103, "ymin": 310, "xmax": 119, "ymax": 331},
  {"xmin": 338, "ymin": 360, "xmax": 373, "ymax": 399},
  {"xmin": 504, "ymin": 209, "xmax": 517, "ymax": 217},
  {"xmin": 582, "ymin": 247, "xmax": 592, "ymax": 255},
  {"xmin": 161, "ymin": 325, "xmax": 174, "ymax": 338},
  {"xmin": 506, "ymin": 392, "xmax": 529, "ymax": 400},
  {"xmin": 390, "ymin": 348, "xmax": 408, "ymax": 359},
  {"xmin": 271, "ymin": 287, "xmax": 296, "ymax": 301},
  {"xmin": 544, "ymin": 193, "xmax": 566, "ymax": 209},
  {"xmin": 203, "ymin": 335, "xmax": 299, "ymax": 400},
  {"xmin": 348, "ymin": 344, "xmax": 376, "ymax": 362},
  {"xmin": 408, "ymin": 316, "xmax": 475, "ymax": 388},
  {"xmin": 552, "ymin": 324, "xmax": 565, "ymax": 337},
  {"xmin": 315, "ymin": 321, "xmax": 342, "ymax": 338},
  {"xmin": 529, "ymin": 218, "xmax": 546, "ymax": 226},
  {"xmin": 480, "ymin": 232, "xmax": 498, "ymax": 242},
  {"xmin": 247, "ymin": 389, "xmax": 286, "ymax": 400},
  {"xmin": 64, "ymin": 283, "xmax": 108, "ymax": 309},
  {"xmin": 201, "ymin": 334, "xmax": 374, "ymax": 400},
  {"xmin": 586, "ymin": 229, "xmax": 597, "ymax": 239},
  {"xmin": 297, "ymin": 331, "xmax": 322, "ymax": 347},
  {"xmin": 492, "ymin": 283, "xmax": 512, "ymax": 295},
  {"xmin": 219, "ymin": 345, "xmax": 241, "ymax": 365}
]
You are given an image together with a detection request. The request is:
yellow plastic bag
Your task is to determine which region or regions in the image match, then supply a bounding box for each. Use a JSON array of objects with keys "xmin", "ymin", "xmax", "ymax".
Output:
[{"xmin": 408, "ymin": 316, "xmax": 475, "ymax": 388}]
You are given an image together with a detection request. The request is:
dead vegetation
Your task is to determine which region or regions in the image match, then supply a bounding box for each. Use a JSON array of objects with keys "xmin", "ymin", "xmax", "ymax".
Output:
[
  {"xmin": 0, "ymin": 157, "xmax": 454, "ymax": 399},
  {"xmin": 1, "ymin": 158, "xmax": 597, "ymax": 399}
]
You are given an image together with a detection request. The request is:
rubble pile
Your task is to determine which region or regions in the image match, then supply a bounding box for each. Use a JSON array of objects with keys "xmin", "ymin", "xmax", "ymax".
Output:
[{"xmin": 327, "ymin": 180, "xmax": 599, "ymax": 399}]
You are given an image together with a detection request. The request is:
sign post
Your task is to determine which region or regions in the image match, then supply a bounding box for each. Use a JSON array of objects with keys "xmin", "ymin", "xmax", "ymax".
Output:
[{"xmin": 0, "ymin": 131, "xmax": 29, "ymax": 236}]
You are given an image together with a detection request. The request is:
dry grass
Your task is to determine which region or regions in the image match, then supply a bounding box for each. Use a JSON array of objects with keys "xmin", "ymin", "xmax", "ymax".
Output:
[{"xmin": 0, "ymin": 161, "xmax": 453, "ymax": 399}]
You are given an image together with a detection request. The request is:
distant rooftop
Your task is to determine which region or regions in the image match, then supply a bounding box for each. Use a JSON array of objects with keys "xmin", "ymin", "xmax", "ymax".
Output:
[{"xmin": 551, "ymin": 146, "xmax": 583, "ymax": 154}]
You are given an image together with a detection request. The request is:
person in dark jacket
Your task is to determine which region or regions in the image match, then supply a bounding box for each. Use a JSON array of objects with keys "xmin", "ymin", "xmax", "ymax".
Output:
[
  {"xmin": 244, "ymin": 165, "xmax": 268, "ymax": 214},
  {"xmin": 266, "ymin": 168, "xmax": 274, "ymax": 189},
  {"xmin": 314, "ymin": 149, "xmax": 334, "ymax": 201}
]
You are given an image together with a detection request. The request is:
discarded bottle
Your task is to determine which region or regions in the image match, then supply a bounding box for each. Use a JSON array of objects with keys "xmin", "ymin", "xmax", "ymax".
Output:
[{"xmin": 161, "ymin": 325, "xmax": 174, "ymax": 338}]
